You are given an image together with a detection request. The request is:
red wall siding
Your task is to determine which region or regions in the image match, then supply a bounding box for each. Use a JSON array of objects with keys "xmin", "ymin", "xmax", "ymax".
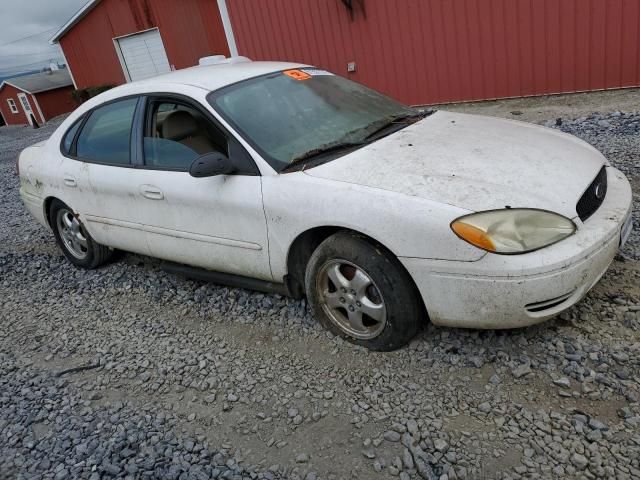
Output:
[
  {"xmin": 0, "ymin": 84, "xmax": 75, "ymax": 126},
  {"xmin": 60, "ymin": 0, "xmax": 230, "ymax": 89},
  {"xmin": 0, "ymin": 84, "xmax": 36, "ymax": 126},
  {"xmin": 228, "ymin": 0, "xmax": 640, "ymax": 105},
  {"xmin": 35, "ymin": 86, "xmax": 76, "ymax": 122}
]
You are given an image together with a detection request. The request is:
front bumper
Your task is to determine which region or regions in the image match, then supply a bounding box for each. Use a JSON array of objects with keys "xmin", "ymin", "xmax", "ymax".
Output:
[{"xmin": 401, "ymin": 167, "xmax": 633, "ymax": 329}]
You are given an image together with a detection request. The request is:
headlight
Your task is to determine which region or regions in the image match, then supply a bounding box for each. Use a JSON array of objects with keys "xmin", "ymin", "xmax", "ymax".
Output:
[{"xmin": 451, "ymin": 209, "xmax": 576, "ymax": 254}]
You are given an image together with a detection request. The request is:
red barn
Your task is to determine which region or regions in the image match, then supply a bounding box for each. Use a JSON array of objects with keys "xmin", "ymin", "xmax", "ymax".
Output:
[
  {"xmin": 50, "ymin": 0, "xmax": 230, "ymax": 90},
  {"xmin": 0, "ymin": 68, "xmax": 75, "ymax": 127},
  {"xmin": 52, "ymin": 0, "xmax": 640, "ymax": 106}
]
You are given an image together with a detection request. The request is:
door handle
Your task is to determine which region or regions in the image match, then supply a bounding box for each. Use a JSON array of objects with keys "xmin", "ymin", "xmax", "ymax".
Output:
[
  {"xmin": 63, "ymin": 176, "xmax": 77, "ymax": 188},
  {"xmin": 140, "ymin": 185, "xmax": 164, "ymax": 200}
]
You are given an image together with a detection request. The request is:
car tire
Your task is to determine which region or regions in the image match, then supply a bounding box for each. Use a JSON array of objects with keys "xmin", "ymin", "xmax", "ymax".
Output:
[
  {"xmin": 49, "ymin": 199, "xmax": 113, "ymax": 269},
  {"xmin": 305, "ymin": 231, "xmax": 423, "ymax": 351}
]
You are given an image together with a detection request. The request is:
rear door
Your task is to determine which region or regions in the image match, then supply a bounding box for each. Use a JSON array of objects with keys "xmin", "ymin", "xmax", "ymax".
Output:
[
  {"xmin": 66, "ymin": 96, "xmax": 151, "ymax": 255},
  {"xmin": 133, "ymin": 95, "xmax": 272, "ymax": 280}
]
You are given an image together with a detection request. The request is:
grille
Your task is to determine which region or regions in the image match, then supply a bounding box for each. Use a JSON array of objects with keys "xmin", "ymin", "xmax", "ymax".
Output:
[
  {"xmin": 576, "ymin": 167, "xmax": 607, "ymax": 222},
  {"xmin": 525, "ymin": 291, "xmax": 574, "ymax": 313}
]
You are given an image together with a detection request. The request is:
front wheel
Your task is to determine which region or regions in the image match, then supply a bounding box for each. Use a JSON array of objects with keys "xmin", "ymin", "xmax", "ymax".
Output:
[
  {"xmin": 49, "ymin": 199, "xmax": 113, "ymax": 269},
  {"xmin": 305, "ymin": 231, "xmax": 423, "ymax": 351}
]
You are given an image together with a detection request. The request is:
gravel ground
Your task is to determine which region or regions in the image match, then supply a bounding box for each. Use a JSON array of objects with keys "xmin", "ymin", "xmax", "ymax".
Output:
[
  {"xmin": 440, "ymin": 88, "xmax": 640, "ymax": 124},
  {"xmin": 1, "ymin": 108, "xmax": 639, "ymax": 480}
]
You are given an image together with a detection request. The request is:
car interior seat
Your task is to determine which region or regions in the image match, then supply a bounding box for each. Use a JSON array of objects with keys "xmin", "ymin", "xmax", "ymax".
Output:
[{"xmin": 161, "ymin": 110, "xmax": 216, "ymax": 155}]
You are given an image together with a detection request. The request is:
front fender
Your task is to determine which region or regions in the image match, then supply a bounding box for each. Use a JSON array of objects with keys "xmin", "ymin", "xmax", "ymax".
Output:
[{"xmin": 262, "ymin": 173, "xmax": 484, "ymax": 281}]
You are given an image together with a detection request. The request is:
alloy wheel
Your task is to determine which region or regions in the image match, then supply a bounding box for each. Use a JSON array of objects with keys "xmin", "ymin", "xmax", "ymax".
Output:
[
  {"xmin": 56, "ymin": 208, "xmax": 89, "ymax": 260},
  {"xmin": 316, "ymin": 259, "xmax": 387, "ymax": 340}
]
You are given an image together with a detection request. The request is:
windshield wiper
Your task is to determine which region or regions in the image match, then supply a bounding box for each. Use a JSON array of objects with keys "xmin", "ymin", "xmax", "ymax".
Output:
[
  {"xmin": 362, "ymin": 111, "xmax": 430, "ymax": 141},
  {"xmin": 282, "ymin": 141, "xmax": 365, "ymax": 172},
  {"xmin": 281, "ymin": 110, "xmax": 432, "ymax": 173}
]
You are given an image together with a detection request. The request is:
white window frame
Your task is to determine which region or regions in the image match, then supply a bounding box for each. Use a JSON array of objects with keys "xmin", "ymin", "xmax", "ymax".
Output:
[
  {"xmin": 217, "ymin": 0, "xmax": 238, "ymax": 56},
  {"xmin": 7, "ymin": 98, "xmax": 18, "ymax": 114}
]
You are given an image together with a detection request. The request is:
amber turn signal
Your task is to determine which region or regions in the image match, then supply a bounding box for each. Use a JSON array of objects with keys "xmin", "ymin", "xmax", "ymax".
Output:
[
  {"xmin": 451, "ymin": 221, "xmax": 497, "ymax": 252},
  {"xmin": 450, "ymin": 209, "xmax": 576, "ymax": 255}
]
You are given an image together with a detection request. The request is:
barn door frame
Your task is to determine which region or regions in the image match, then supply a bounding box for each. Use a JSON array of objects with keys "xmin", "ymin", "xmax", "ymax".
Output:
[
  {"xmin": 16, "ymin": 92, "xmax": 36, "ymax": 126},
  {"xmin": 112, "ymin": 27, "xmax": 171, "ymax": 83}
]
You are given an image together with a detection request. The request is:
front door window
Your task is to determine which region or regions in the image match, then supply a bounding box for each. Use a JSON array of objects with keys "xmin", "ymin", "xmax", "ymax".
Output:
[{"xmin": 143, "ymin": 101, "xmax": 228, "ymax": 170}]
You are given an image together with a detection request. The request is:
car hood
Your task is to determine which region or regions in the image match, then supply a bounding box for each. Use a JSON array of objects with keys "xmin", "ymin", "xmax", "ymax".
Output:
[{"xmin": 304, "ymin": 111, "xmax": 606, "ymax": 218}]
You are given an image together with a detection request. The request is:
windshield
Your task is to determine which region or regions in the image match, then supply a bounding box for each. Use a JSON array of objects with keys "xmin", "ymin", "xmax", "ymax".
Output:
[{"xmin": 208, "ymin": 68, "xmax": 417, "ymax": 171}]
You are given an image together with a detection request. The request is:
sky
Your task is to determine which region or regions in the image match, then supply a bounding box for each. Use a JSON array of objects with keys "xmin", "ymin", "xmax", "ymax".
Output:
[{"xmin": 0, "ymin": 0, "xmax": 88, "ymax": 78}]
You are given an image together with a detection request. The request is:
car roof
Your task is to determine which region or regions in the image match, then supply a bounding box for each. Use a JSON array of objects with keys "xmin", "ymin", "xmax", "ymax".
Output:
[
  {"xmin": 62, "ymin": 60, "xmax": 313, "ymax": 131},
  {"xmin": 132, "ymin": 61, "xmax": 309, "ymax": 92}
]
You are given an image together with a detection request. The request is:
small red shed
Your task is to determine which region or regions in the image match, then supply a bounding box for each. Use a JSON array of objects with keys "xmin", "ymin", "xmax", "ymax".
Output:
[{"xmin": 0, "ymin": 69, "xmax": 75, "ymax": 127}]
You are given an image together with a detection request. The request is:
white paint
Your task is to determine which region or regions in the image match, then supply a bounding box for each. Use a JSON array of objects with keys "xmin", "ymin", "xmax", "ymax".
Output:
[
  {"xmin": 17, "ymin": 61, "xmax": 634, "ymax": 330},
  {"xmin": 402, "ymin": 167, "xmax": 632, "ymax": 328},
  {"xmin": 198, "ymin": 55, "xmax": 227, "ymax": 66},
  {"xmin": 28, "ymin": 93, "xmax": 46, "ymax": 125},
  {"xmin": 7, "ymin": 98, "xmax": 18, "ymax": 114},
  {"xmin": 199, "ymin": 55, "xmax": 251, "ymax": 66},
  {"xmin": 114, "ymin": 29, "xmax": 171, "ymax": 83},
  {"xmin": 16, "ymin": 93, "xmax": 35, "ymax": 126},
  {"xmin": 217, "ymin": 0, "xmax": 239, "ymax": 57},
  {"xmin": 84, "ymin": 215, "xmax": 263, "ymax": 251},
  {"xmin": 199, "ymin": 55, "xmax": 227, "ymax": 66},
  {"xmin": 58, "ymin": 46, "xmax": 78, "ymax": 89},
  {"xmin": 306, "ymin": 111, "xmax": 607, "ymax": 219}
]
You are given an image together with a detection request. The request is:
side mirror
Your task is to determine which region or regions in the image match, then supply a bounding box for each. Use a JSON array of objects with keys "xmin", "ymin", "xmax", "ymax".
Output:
[{"xmin": 189, "ymin": 152, "xmax": 235, "ymax": 178}]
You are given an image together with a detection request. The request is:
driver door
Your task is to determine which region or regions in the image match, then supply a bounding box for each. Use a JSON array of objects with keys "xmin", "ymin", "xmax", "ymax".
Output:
[{"xmin": 136, "ymin": 96, "xmax": 272, "ymax": 281}]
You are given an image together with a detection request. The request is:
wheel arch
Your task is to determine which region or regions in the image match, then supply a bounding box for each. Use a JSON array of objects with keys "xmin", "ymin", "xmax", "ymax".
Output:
[
  {"xmin": 43, "ymin": 196, "xmax": 58, "ymax": 229},
  {"xmin": 286, "ymin": 226, "xmax": 428, "ymax": 321},
  {"xmin": 43, "ymin": 196, "xmax": 78, "ymax": 230}
]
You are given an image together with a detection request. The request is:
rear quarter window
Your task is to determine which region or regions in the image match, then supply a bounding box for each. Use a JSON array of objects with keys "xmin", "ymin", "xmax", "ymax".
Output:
[{"xmin": 62, "ymin": 117, "xmax": 84, "ymax": 155}]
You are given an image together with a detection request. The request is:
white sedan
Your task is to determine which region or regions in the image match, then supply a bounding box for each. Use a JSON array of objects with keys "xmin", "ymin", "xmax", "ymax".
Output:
[{"xmin": 18, "ymin": 58, "xmax": 633, "ymax": 351}]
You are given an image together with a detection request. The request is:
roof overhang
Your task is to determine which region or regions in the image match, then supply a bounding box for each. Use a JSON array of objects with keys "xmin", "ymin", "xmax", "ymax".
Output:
[
  {"xmin": 0, "ymin": 80, "xmax": 28, "ymax": 94},
  {"xmin": 0, "ymin": 73, "xmax": 74, "ymax": 95},
  {"xmin": 50, "ymin": 0, "xmax": 101, "ymax": 44},
  {"xmin": 0, "ymin": 80, "xmax": 72, "ymax": 95}
]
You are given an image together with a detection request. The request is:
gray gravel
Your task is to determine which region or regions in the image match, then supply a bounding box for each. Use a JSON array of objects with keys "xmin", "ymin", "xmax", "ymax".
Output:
[
  {"xmin": 544, "ymin": 110, "xmax": 640, "ymax": 260},
  {"xmin": 1, "ymin": 110, "xmax": 639, "ymax": 480}
]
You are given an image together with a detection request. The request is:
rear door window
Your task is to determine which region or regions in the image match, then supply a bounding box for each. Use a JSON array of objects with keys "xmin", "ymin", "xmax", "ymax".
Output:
[{"xmin": 76, "ymin": 98, "xmax": 138, "ymax": 165}]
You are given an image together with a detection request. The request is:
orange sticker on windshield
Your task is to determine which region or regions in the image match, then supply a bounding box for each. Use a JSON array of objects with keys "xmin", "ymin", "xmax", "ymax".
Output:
[{"xmin": 284, "ymin": 69, "xmax": 311, "ymax": 81}]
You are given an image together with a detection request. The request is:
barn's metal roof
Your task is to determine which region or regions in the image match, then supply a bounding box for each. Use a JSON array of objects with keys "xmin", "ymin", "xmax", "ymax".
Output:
[
  {"xmin": 50, "ymin": 0, "xmax": 101, "ymax": 43},
  {"xmin": 1, "ymin": 69, "xmax": 73, "ymax": 94}
]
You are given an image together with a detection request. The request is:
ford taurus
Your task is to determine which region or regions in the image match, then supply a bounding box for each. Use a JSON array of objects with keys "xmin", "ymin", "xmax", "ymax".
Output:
[{"xmin": 18, "ymin": 57, "xmax": 633, "ymax": 350}]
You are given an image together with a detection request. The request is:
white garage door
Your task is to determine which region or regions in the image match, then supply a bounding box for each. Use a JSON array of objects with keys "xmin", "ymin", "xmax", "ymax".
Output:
[{"xmin": 116, "ymin": 29, "xmax": 171, "ymax": 82}]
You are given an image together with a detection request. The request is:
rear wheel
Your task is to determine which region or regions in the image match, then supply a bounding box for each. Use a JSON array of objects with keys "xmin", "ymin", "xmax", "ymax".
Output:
[
  {"xmin": 305, "ymin": 231, "xmax": 423, "ymax": 351},
  {"xmin": 49, "ymin": 199, "xmax": 113, "ymax": 269}
]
